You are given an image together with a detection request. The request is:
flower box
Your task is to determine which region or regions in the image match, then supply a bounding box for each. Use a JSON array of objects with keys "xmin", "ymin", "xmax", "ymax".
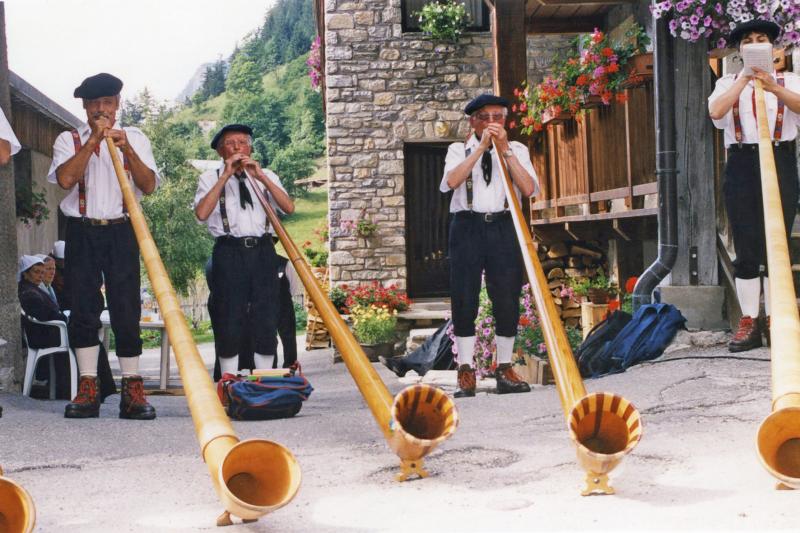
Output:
[
  {"xmin": 623, "ymin": 52, "xmax": 653, "ymax": 87},
  {"xmin": 360, "ymin": 341, "xmax": 394, "ymax": 362},
  {"xmin": 541, "ymin": 107, "xmax": 573, "ymax": 125},
  {"xmin": 581, "ymin": 94, "xmax": 604, "ymax": 109}
]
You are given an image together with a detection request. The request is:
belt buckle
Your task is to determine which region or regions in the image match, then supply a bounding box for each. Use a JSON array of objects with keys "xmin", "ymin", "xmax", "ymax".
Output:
[
  {"xmin": 242, "ymin": 237, "xmax": 258, "ymax": 248},
  {"xmin": 483, "ymin": 213, "xmax": 493, "ymax": 223},
  {"xmin": 95, "ymin": 218, "xmax": 109, "ymax": 226}
]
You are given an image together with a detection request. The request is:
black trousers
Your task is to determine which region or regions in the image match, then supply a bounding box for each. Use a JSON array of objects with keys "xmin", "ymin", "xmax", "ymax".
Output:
[
  {"xmin": 209, "ymin": 237, "xmax": 279, "ymax": 359},
  {"xmin": 723, "ymin": 144, "xmax": 799, "ymax": 280},
  {"xmin": 65, "ymin": 218, "xmax": 142, "ymax": 356},
  {"xmin": 449, "ymin": 213, "xmax": 523, "ymax": 337}
]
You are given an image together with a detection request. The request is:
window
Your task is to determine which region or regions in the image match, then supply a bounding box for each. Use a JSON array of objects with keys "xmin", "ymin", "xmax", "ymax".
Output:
[{"xmin": 402, "ymin": 0, "xmax": 490, "ymax": 33}]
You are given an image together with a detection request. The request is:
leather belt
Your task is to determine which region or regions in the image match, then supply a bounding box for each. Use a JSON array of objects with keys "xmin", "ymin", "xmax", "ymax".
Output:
[
  {"xmin": 71, "ymin": 215, "xmax": 130, "ymax": 226},
  {"xmin": 727, "ymin": 140, "xmax": 796, "ymax": 153},
  {"xmin": 215, "ymin": 235, "xmax": 267, "ymax": 249},
  {"xmin": 454, "ymin": 210, "xmax": 511, "ymax": 223}
]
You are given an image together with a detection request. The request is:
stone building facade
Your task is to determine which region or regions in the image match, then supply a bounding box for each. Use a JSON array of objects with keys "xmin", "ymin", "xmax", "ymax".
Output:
[
  {"xmin": 323, "ymin": 0, "xmax": 494, "ymax": 291},
  {"xmin": 323, "ymin": 0, "xmax": 584, "ymax": 295}
]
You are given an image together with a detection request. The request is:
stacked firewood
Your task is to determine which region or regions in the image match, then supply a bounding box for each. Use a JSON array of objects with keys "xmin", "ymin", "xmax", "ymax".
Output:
[
  {"xmin": 305, "ymin": 268, "xmax": 332, "ymax": 350},
  {"xmin": 536, "ymin": 241, "xmax": 606, "ymax": 330}
]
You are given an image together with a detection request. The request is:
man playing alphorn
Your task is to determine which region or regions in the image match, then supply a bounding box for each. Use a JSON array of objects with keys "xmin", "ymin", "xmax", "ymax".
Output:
[
  {"xmin": 50, "ymin": 73, "xmax": 159, "ymax": 419},
  {"xmin": 194, "ymin": 124, "xmax": 295, "ymax": 377},
  {"xmin": 441, "ymin": 94, "xmax": 539, "ymax": 397}
]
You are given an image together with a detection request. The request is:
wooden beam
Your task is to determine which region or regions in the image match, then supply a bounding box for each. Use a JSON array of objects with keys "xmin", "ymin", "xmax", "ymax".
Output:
[
  {"xmin": 536, "ymin": 0, "xmax": 635, "ymax": 5},
  {"xmin": 528, "ymin": 16, "xmax": 604, "ymax": 34},
  {"xmin": 492, "ymin": 0, "xmax": 528, "ymax": 142}
]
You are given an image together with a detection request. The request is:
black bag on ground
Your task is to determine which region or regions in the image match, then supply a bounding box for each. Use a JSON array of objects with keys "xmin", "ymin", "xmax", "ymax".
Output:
[
  {"xmin": 576, "ymin": 310, "xmax": 632, "ymax": 378},
  {"xmin": 381, "ymin": 319, "xmax": 456, "ymax": 377}
]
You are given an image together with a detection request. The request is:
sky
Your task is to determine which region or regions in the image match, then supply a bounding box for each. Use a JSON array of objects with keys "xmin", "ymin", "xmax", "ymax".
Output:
[{"xmin": 3, "ymin": 0, "xmax": 276, "ymax": 118}]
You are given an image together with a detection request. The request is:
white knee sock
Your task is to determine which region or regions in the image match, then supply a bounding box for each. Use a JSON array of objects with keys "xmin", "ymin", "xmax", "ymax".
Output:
[
  {"xmin": 76, "ymin": 346, "xmax": 99, "ymax": 377},
  {"xmin": 118, "ymin": 356, "xmax": 140, "ymax": 377},
  {"xmin": 219, "ymin": 355, "xmax": 239, "ymax": 375},
  {"xmin": 495, "ymin": 335, "xmax": 515, "ymax": 365},
  {"xmin": 455, "ymin": 336, "xmax": 475, "ymax": 368},
  {"xmin": 254, "ymin": 353, "xmax": 275, "ymax": 370},
  {"xmin": 763, "ymin": 276, "xmax": 770, "ymax": 317},
  {"xmin": 735, "ymin": 277, "xmax": 760, "ymax": 318}
]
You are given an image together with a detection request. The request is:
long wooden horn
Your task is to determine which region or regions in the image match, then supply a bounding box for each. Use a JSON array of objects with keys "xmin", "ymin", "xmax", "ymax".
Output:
[
  {"xmin": 0, "ymin": 465, "xmax": 35, "ymax": 533},
  {"xmin": 493, "ymin": 140, "xmax": 642, "ymax": 495},
  {"xmin": 105, "ymin": 138, "xmax": 301, "ymax": 526},
  {"xmin": 751, "ymin": 80, "xmax": 800, "ymax": 489},
  {"xmin": 243, "ymin": 169, "xmax": 458, "ymax": 481}
]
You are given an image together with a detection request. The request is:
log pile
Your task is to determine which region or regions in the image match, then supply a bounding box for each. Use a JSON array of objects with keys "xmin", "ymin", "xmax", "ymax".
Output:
[
  {"xmin": 536, "ymin": 241, "xmax": 606, "ymax": 330},
  {"xmin": 305, "ymin": 267, "xmax": 332, "ymax": 350}
]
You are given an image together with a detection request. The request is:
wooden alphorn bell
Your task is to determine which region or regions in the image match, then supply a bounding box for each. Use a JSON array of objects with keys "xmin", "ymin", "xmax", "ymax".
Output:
[
  {"xmin": 105, "ymin": 138, "xmax": 301, "ymax": 527},
  {"xmin": 0, "ymin": 464, "xmax": 35, "ymax": 533},
  {"xmin": 751, "ymin": 80, "xmax": 800, "ymax": 489},
  {"xmin": 493, "ymin": 141, "xmax": 642, "ymax": 495},
  {"xmin": 242, "ymin": 169, "xmax": 459, "ymax": 482}
]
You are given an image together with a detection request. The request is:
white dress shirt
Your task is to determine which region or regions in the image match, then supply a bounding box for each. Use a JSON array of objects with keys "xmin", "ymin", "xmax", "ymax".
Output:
[
  {"xmin": 440, "ymin": 136, "xmax": 539, "ymax": 213},
  {"xmin": 47, "ymin": 123, "xmax": 160, "ymax": 218},
  {"xmin": 193, "ymin": 164, "xmax": 287, "ymax": 238},
  {"xmin": 0, "ymin": 107, "xmax": 21, "ymax": 155},
  {"xmin": 708, "ymin": 72, "xmax": 800, "ymax": 147}
]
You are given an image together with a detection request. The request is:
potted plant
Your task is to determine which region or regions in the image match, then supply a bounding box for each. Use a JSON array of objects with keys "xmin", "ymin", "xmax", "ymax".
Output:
[
  {"xmin": 341, "ymin": 209, "xmax": 378, "ymax": 238},
  {"xmin": 415, "ymin": 0, "xmax": 471, "ymax": 44},
  {"xmin": 329, "ymin": 285, "xmax": 349, "ymax": 314},
  {"xmin": 16, "ymin": 184, "xmax": 50, "ymax": 226},
  {"xmin": 350, "ymin": 304, "xmax": 398, "ymax": 361},
  {"xmin": 571, "ymin": 274, "xmax": 618, "ymax": 305}
]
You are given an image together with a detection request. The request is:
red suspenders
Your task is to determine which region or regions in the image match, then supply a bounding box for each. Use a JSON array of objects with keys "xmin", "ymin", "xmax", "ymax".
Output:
[
  {"xmin": 70, "ymin": 130, "xmax": 130, "ymax": 216},
  {"xmin": 732, "ymin": 72, "xmax": 786, "ymax": 146}
]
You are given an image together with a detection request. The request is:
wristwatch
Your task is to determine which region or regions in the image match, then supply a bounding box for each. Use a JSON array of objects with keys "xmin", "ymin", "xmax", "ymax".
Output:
[{"xmin": 502, "ymin": 148, "xmax": 514, "ymax": 158}]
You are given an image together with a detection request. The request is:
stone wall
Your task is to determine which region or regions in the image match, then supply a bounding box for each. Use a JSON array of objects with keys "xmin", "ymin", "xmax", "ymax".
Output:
[
  {"xmin": 526, "ymin": 34, "xmax": 575, "ymax": 86},
  {"xmin": 324, "ymin": 0, "xmax": 494, "ymax": 290}
]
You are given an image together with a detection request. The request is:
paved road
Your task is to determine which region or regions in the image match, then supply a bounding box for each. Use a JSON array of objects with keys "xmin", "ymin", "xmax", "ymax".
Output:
[{"xmin": 1, "ymin": 338, "xmax": 796, "ymax": 532}]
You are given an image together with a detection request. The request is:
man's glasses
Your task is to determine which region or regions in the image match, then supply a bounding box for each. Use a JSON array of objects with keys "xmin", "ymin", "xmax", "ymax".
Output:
[
  {"xmin": 223, "ymin": 139, "xmax": 250, "ymax": 148},
  {"xmin": 474, "ymin": 112, "xmax": 506, "ymax": 122}
]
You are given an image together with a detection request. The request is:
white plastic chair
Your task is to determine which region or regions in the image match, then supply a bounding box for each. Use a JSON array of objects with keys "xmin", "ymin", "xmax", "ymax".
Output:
[{"xmin": 21, "ymin": 312, "xmax": 78, "ymax": 400}]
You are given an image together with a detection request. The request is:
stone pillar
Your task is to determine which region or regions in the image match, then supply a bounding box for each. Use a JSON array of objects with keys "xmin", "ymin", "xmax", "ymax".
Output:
[{"xmin": 0, "ymin": 2, "xmax": 22, "ymax": 390}]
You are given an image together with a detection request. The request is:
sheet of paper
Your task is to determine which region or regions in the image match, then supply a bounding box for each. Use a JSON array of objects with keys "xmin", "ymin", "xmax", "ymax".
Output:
[{"xmin": 741, "ymin": 42, "xmax": 775, "ymax": 76}]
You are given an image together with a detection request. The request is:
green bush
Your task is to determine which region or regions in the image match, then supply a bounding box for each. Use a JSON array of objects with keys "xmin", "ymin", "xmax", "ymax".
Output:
[{"xmin": 351, "ymin": 304, "xmax": 397, "ymax": 344}]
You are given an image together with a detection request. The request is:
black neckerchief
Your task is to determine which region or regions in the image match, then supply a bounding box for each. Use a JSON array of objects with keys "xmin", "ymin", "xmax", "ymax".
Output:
[
  {"xmin": 235, "ymin": 172, "xmax": 254, "ymax": 209},
  {"xmin": 476, "ymin": 133, "xmax": 492, "ymax": 186}
]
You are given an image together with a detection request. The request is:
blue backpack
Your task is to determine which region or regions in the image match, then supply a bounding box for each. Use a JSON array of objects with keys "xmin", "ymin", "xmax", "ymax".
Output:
[
  {"xmin": 217, "ymin": 371, "xmax": 314, "ymax": 421},
  {"xmin": 577, "ymin": 304, "xmax": 686, "ymax": 378}
]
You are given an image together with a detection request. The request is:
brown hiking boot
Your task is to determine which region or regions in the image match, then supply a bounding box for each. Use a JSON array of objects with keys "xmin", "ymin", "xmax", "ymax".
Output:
[
  {"xmin": 728, "ymin": 316, "xmax": 762, "ymax": 353},
  {"xmin": 495, "ymin": 363, "xmax": 531, "ymax": 394},
  {"xmin": 65, "ymin": 376, "xmax": 100, "ymax": 418},
  {"xmin": 119, "ymin": 376, "xmax": 156, "ymax": 420},
  {"xmin": 454, "ymin": 364, "xmax": 476, "ymax": 398}
]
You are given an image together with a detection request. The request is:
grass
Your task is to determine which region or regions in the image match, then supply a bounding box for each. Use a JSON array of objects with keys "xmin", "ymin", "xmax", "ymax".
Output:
[{"xmin": 277, "ymin": 186, "xmax": 328, "ymax": 256}]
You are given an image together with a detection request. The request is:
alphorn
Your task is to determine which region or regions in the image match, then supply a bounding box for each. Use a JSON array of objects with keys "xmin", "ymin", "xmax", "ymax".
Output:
[
  {"xmin": 0, "ymin": 465, "xmax": 35, "ymax": 533},
  {"xmin": 105, "ymin": 138, "xmax": 301, "ymax": 527},
  {"xmin": 751, "ymin": 79, "xmax": 800, "ymax": 489},
  {"xmin": 493, "ymin": 140, "xmax": 642, "ymax": 495},
  {"xmin": 242, "ymin": 169, "xmax": 459, "ymax": 481}
]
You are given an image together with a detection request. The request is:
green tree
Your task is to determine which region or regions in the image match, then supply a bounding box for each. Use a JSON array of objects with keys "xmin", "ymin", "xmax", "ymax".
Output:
[
  {"xmin": 271, "ymin": 143, "xmax": 317, "ymax": 197},
  {"xmin": 225, "ymin": 53, "xmax": 263, "ymax": 95},
  {"xmin": 138, "ymin": 100, "xmax": 213, "ymax": 295}
]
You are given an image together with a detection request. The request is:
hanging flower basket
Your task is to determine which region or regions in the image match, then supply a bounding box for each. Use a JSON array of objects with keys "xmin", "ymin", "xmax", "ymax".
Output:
[{"xmin": 621, "ymin": 52, "xmax": 654, "ymax": 89}]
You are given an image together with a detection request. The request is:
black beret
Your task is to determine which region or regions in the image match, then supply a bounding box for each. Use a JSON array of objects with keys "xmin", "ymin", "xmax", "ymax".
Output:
[
  {"xmin": 464, "ymin": 94, "xmax": 510, "ymax": 116},
  {"xmin": 211, "ymin": 124, "xmax": 254, "ymax": 150},
  {"xmin": 73, "ymin": 73, "xmax": 123, "ymax": 99},
  {"xmin": 729, "ymin": 19, "xmax": 780, "ymax": 47}
]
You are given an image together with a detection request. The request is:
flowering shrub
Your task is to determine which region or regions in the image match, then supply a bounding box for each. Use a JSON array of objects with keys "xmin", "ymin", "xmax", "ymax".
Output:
[
  {"xmin": 16, "ymin": 184, "xmax": 50, "ymax": 226},
  {"xmin": 514, "ymin": 25, "xmax": 650, "ymax": 134},
  {"xmin": 351, "ymin": 304, "xmax": 398, "ymax": 344},
  {"xmin": 415, "ymin": 0, "xmax": 471, "ymax": 44},
  {"xmin": 345, "ymin": 282, "xmax": 411, "ymax": 312},
  {"xmin": 651, "ymin": 0, "xmax": 800, "ymax": 50},
  {"xmin": 307, "ymin": 36, "xmax": 323, "ymax": 91}
]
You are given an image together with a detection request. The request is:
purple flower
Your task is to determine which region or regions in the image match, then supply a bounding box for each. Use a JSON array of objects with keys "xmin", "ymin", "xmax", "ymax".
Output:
[
  {"xmin": 703, "ymin": 15, "xmax": 712, "ymax": 26},
  {"xmin": 669, "ymin": 19, "xmax": 679, "ymax": 32},
  {"xmin": 689, "ymin": 14, "xmax": 700, "ymax": 26},
  {"xmin": 716, "ymin": 38, "xmax": 727, "ymax": 48},
  {"xmin": 593, "ymin": 65, "xmax": 605, "ymax": 77},
  {"xmin": 537, "ymin": 343, "xmax": 547, "ymax": 354}
]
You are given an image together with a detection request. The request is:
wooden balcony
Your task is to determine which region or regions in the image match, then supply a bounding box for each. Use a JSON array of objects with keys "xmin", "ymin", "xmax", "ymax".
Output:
[{"xmin": 527, "ymin": 81, "xmax": 657, "ymax": 241}]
